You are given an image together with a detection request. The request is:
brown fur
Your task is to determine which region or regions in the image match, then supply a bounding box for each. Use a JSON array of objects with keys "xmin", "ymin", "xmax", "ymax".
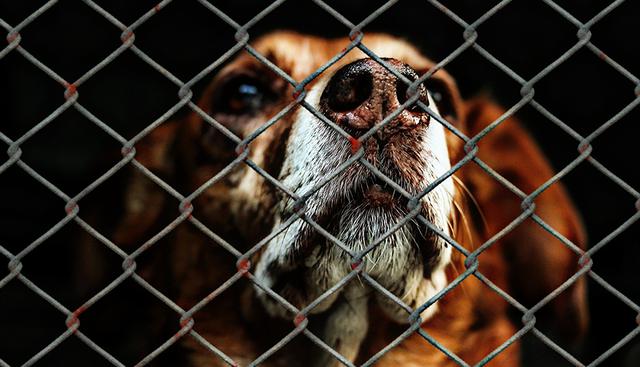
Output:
[{"xmin": 109, "ymin": 32, "xmax": 587, "ymax": 366}]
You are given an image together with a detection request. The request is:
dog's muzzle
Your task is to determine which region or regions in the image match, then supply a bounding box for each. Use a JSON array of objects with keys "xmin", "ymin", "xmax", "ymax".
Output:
[{"xmin": 254, "ymin": 56, "xmax": 453, "ymax": 327}]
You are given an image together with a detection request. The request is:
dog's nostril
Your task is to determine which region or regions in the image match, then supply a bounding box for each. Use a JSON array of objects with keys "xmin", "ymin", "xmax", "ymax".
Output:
[
  {"xmin": 396, "ymin": 79, "xmax": 410, "ymax": 105},
  {"xmin": 396, "ymin": 76, "xmax": 429, "ymax": 112},
  {"xmin": 327, "ymin": 69, "xmax": 373, "ymax": 112}
]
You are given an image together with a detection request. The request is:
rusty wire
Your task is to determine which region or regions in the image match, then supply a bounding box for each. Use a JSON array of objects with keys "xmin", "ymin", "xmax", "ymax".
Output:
[{"xmin": 1, "ymin": 0, "xmax": 640, "ymax": 366}]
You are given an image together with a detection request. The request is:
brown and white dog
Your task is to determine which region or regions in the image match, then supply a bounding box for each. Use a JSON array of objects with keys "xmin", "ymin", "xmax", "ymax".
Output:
[{"xmin": 111, "ymin": 32, "xmax": 588, "ymax": 366}]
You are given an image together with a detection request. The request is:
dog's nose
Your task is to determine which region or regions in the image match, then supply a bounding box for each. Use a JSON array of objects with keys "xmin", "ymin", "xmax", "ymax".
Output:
[{"xmin": 320, "ymin": 58, "xmax": 430, "ymax": 138}]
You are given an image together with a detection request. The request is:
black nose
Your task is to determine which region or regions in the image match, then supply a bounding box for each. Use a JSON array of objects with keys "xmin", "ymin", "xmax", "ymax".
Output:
[{"xmin": 320, "ymin": 58, "xmax": 430, "ymax": 138}]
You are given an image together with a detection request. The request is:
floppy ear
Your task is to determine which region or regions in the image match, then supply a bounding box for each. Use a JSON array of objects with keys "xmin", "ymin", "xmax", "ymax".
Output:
[
  {"xmin": 460, "ymin": 97, "xmax": 588, "ymax": 340},
  {"xmin": 113, "ymin": 121, "xmax": 179, "ymax": 246}
]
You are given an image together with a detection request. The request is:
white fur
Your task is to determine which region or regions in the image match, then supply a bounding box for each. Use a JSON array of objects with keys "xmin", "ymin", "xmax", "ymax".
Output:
[{"xmin": 255, "ymin": 71, "xmax": 454, "ymax": 322}]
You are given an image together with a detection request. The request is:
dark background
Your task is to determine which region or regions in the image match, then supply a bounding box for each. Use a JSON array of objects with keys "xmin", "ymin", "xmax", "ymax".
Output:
[{"xmin": 1, "ymin": 0, "xmax": 639, "ymax": 366}]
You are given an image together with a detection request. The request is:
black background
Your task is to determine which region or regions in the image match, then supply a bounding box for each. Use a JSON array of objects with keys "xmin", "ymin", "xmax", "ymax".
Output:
[{"xmin": 0, "ymin": 0, "xmax": 639, "ymax": 366}]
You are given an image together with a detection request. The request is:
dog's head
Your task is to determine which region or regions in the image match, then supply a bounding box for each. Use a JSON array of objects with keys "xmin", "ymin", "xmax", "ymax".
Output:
[
  {"xmin": 115, "ymin": 31, "xmax": 587, "ymax": 340},
  {"xmin": 193, "ymin": 32, "xmax": 465, "ymax": 321}
]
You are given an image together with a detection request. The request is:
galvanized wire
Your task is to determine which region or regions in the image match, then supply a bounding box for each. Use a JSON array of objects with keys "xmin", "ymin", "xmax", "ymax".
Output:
[{"xmin": 1, "ymin": 0, "xmax": 639, "ymax": 366}]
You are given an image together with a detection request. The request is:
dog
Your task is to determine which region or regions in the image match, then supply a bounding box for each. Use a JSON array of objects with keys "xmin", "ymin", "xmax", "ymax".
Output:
[{"xmin": 109, "ymin": 31, "xmax": 588, "ymax": 366}]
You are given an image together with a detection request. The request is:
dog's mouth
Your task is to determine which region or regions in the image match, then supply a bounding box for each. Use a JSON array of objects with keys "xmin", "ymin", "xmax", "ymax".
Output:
[
  {"xmin": 358, "ymin": 176, "xmax": 411, "ymax": 210},
  {"xmin": 363, "ymin": 181, "xmax": 398, "ymax": 207},
  {"xmin": 307, "ymin": 168, "xmax": 417, "ymax": 236}
]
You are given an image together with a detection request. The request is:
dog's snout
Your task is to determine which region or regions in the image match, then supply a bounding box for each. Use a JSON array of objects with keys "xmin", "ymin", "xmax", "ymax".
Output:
[{"xmin": 320, "ymin": 58, "xmax": 430, "ymax": 138}]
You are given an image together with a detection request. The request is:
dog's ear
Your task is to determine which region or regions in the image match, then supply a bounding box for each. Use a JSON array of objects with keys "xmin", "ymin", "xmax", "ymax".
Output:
[
  {"xmin": 460, "ymin": 97, "xmax": 588, "ymax": 340},
  {"xmin": 113, "ymin": 121, "xmax": 179, "ymax": 246}
]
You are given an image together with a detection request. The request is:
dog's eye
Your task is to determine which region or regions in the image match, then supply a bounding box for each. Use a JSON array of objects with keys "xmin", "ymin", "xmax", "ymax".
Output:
[
  {"xmin": 215, "ymin": 75, "xmax": 274, "ymax": 115},
  {"xmin": 425, "ymin": 78, "xmax": 457, "ymax": 120}
]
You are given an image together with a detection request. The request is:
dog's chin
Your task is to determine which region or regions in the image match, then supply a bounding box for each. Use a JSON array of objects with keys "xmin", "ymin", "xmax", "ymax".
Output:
[{"xmin": 254, "ymin": 172, "xmax": 452, "ymax": 324}]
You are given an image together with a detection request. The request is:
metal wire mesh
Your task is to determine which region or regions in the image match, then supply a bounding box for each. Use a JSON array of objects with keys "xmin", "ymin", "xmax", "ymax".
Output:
[{"xmin": 1, "ymin": 0, "xmax": 639, "ymax": 366}]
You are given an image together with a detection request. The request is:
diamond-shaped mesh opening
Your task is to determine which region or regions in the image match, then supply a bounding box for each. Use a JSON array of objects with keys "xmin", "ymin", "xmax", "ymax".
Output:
[
  {"xmin": 70, "ymin": 169, "xmax": 131, "ymax": 243},
  {"xmin": 506, "ymin": 105, "xmax": 585, "ymax": 172},
  {"xmin": 133, "ymin": 0, "xmax": 239, "ymax": 82},
  {"xmin": 66, "ymin": 222, "xmax": 131, "ymax": 301},
  {"xmin": 364, "ymin": 0, "xmax": 500, "ymax": 63},
  {"xmin": 12, "ymin": 1, "xmax": 123, "ymax": 82},
  {"xmin": 78, "ymin": 51, "xmax": 188, "ymax": 140},
  {"xmin": 17, "ymin": 107, "xmax": 125, "ymax": 193},
  {"xmin": 11, "ymin": 223, "xmax": 99, "ymax": 308},
  {"xmin": 476, "ymin": 0, "xmax": 579, "ymax": 79},
  {"xmin": 191, "ymin": 279, "xmax": 282, "ymax": 355},
  {"xmin": 533, "ymin": 48, "xmax": 638, "ymax": 137},
  {"xmin": 391, "ymin": 275, "xmax": 527, "ymax": 367},
  {"xmin": 0, "ymin": 51, "xmax": 64, "ymax": 140},
  {"xmin": 133, "ymin": 221, "xmax": 241, "ymax": 308},
  {"xmin": 565, "ymin": 162, "xmax": 639, "ymax": 244}
]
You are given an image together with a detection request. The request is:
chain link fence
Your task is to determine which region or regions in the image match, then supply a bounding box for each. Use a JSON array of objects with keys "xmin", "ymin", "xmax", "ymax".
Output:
[{"xmin": 1, "ymin": 0, "xmax": 639, "ymax": 366}]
